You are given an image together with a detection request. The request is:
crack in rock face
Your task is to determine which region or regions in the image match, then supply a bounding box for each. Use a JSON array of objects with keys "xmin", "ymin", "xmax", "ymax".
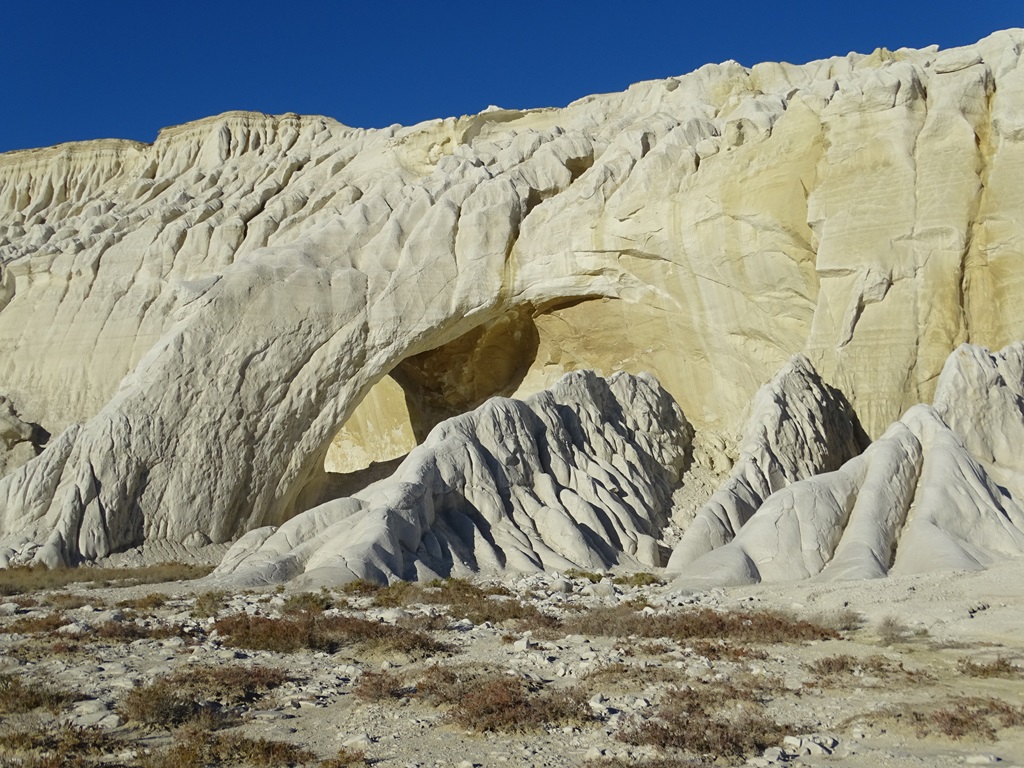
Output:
[{"xmin": 2, "ymin": 32, "xmax": 1024, "ymax": 585}]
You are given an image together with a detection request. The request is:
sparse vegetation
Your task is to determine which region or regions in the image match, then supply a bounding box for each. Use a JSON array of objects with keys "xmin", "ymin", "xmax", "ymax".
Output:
[
  {"xmin": 415, "ymin": 663, "xmax": 590, "ymax": 732},
  {"xmin": 342, "ymin": 577, "xmax": 557, "ymax": 630},
  {"xmin": 119, "ymin": 665, "xmax": 288, "ymax": 730},
  {"xmin": 214, "ymin": 612, "xmax": 449, "ymax": 656},
  {"xmin": 192, "ymin": 590, "xmax": 227, "ymax": 618},
  {"xmin": 282, "ymin": 589, "xmax": 337, "ymax": 615},
  {"xmin": 567, "ymin": 605, "xmax": 839, "ymax": 645},
  {"xmin": 612, "ymin": 572, "xmax": 663, "ymax": 588},
  {"xmin": 0, "ymin": 722, "xmax": 125, "ymax": 767},
  {"xmin": 353, "ymin": 670, "xmax": 408, "ymax": 702},
  {"xmin": 957, "ymin": 656, "xmax": 1023, "ymax": 679},
  {"xmin": 0, "ymin": 673, "xmax": 80, "ymax": 714},
  {"xmin": 0, "ymin": 612, "xmax": 71, "ymax": 635},
  {"xmin": 319, "ymin": 747, "xmax": 369, "ymax": 767},
  {"xmin": 618, "ymin": 679, "xmax": 791, "ymax": 758},
  {"xmin": 117, "ymin": 592, "xmax": 169, "ymax": 610},
  {"xmin": 139, "ymin": 724, "xmax": 316, "ymax": 768},
  {"xmin": 0, "ymin": 563, "xmax": 213, "ymax": 596},
  {"xmin": 927, "ymin": 696, "xmax": 1024, "ymax": 740},
  {"xmin": 564, "ymin": 568, "xmax": 605, "ymax": 583}
]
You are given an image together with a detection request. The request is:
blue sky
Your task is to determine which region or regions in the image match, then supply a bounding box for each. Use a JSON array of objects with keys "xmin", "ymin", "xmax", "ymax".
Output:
[{"xmin": 1, "ymin": 1, "xmax": 1020, "ymax": 153}]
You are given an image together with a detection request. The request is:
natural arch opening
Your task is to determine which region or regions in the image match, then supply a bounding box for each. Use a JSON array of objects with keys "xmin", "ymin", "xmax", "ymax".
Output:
[{"xmin": 304, "ymin": 306, "xmax": 544, "ymax": 507}]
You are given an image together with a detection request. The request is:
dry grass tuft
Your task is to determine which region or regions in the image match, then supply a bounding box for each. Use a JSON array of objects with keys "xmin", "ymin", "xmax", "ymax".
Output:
[
  {"xmin": 567, "ymin": 605, "xmax": 839, "ymax": 645},
  {"xmin": 414, "ymin": 663, "xmax": 589, "ymax": 732},
  {"xmin": 618, "ymin": 679, "xmax": 790, "ymax": 758},
  {"xmin": 957, "ymin": 656, "xmax": 1023, "ymax": 679},
  {"xmin": 0, "ymin": 673, "xmax": 81, "ymax": 714},
  {"xmin": 319, "ymin": 747, "xmax": 369, "ymax": 767},
  {"xmin": 927, "ymin": 696, "xmax": 1024, "ymax": 740},
  {"xmin": 1, "ymin": 612, "xmax": 71, "ymax": 635},
  {"xmin": 563, "ymin": 568, "xmax": 605, "ymax": 583},
  {"xmin": 0, "ymin": 563, "xmax": 213, "ymax": 596},
  {"xmin": 214, "ymin": 612, "xmax": 449, "ymax": 656},
  {"xmin": 353, "ymin": 670, "xmax": 408, "ymax": 702},
  {"xmin": 192, "ymin": 590, "xmax": 227, "ymax": 618},
  {"xmin": 119, "ymin": 663, "xmax": 290, "ymax": 729},
  {"xmin": 806, "ymin": 654, "xmax": 857, "ymax": 677},
  {"xmin": 139, "ymin": 724, "xmax": 316, "ymax": 768},
  {"xmin": 0, "ymin": 723, "xmax": 125, "ymax": 767},
  {"xmin": 94, "ymin": 619, "xmax": 192, "ymax": 643},
  {"xmin": 612, "ymin": 572, "xmax": 663, "ymax": 588},
  {"xmin": 117, "ymin": 592, "xmax": 169, "ymax": 610},
  {"xmin": 281, "ymin": 589, "xmax": 337, "ymax": 615}
]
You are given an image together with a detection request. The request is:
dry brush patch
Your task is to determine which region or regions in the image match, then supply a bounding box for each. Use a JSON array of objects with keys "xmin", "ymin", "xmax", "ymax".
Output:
[
  {"xmin": 617, "ymin": 678, "xmax": 793, "ymax": 759},
  {"xmin": 957, "ymin": 656, "xmax": 1024, "ymax": 679},
  {"xmin": 214, "ymin": 612, "xmax": 449, "ymax": 656},
  {"xmin": 0, "ymin": 673, "xmax": 81, "ymax": 714},
  {"xmin": 347, "ymin": 577, "xmax": 558, "ymax": 630},
  {"xmin": 0, "ymin": 563, "xmax": 212, "ymax": 597},
  {"xmin": 414, "ymin": 663, "xmax": 591, "ymax": 732},
  {"xmin": 925, "ymin": 696, "xmax": 1024, "ymax": 740},
  {"xmin": 566, "ymin": 604, "xmax": 839, "ymax": 646},
  {"xmin": 0, "ymin": 722, "xmax": 125, "ymax": 768},
  {"xmin": 139, "ymin": 724, "xmax": 316, "ymax": 768},
  {"xmin": 118, "ymin": 664, "xmax": 290, "ymax": 730}
]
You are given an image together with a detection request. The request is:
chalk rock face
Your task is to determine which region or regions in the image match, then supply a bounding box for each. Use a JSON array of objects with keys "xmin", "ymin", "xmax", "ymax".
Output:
[
  {"xmin": 2, "ymin": 32, "xmax": 1024, "ymax": 567},
  {"xmin": 669, "ymin": 342, "xmax": 1024, "ymax": 589},
  {"xmin": 666, "ymin": 355, "xmax": 869, "ymax": 572},
  {"xmin": 213, "ymin": 370, "xmax": 690, "ymax": 586}
]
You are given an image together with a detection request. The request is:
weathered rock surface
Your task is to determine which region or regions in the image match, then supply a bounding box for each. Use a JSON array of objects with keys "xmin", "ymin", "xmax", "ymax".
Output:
[
  {"xmin": 669, "ymin": 342, "xmax": 1024, "ymax": 588},
  {"xmin": 213, "ymin": 370, "xmax": 690, "ymax": 586},
  {"xmin": 2, "ymin": 31, "xmax": 1024, "ymax": 570}
]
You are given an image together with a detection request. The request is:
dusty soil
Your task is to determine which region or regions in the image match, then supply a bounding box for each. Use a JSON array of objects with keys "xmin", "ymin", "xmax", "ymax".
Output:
[{"xmin": 1, "ymin": 559, "xmax": 1022, "ymax": 768}]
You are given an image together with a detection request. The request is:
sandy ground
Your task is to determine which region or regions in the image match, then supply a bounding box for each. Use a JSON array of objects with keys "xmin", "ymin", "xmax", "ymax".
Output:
[{"xmin": 0, "ymin": 559, "xmax": 1022, "ymax": 767}]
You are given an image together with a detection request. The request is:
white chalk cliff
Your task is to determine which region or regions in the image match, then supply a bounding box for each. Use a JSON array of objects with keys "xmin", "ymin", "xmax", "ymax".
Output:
[{"xmin": 2, "ymin": 31, "xmax": 1024, "ymax": 584}]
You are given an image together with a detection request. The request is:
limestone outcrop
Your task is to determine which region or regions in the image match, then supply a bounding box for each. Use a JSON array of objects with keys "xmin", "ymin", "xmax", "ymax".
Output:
[
  {"xmin": 213, "ymin": 370, "xmax": 690, "ymax": 586},
  {"xmin": 2, "ymin": 31, "xmax": 1024, "ymax": 573},
  {"xmin": 668, "ymin": 342, "xmax": 1024, "ymax": 588}
]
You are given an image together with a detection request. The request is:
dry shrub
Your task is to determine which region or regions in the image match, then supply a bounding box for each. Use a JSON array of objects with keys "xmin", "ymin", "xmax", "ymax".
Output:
[
  {"xmin": 320, "ymin": 747, "xmax": 369, "ymax": 767},
  {"xmin": 39, "ymin": 593, "xmax": 95, "ymax": 610},
  {"xmin": 928, "ymin": 697, "xmax": 1024, "ymax": 740},
  {"xmin": 192, "ymin": 590, "xmax": 227, "ymax": 618},
  {"xmin": 688, "ymin": 639, "xmax": 768, "ymax": 662},
  {"xmin": 0, "ymin": 673, "xmax": 80, "ymax": 714},
  {"xmin": 613, "ymin": 572, "xmax": 663, "ymax": 588},
  {"xmin": 120, "ymin": 663, "xmax": 289, "ymax": 729},
  {"xmin": 117, "ymin": 592, "xmax": 169, "ymax": 610},
  {"xmin": 214, "ymin": 612, "xmax": 448, "ymax": 656},
  {"xmin": 340, "ymin": 579, "xmax": 383, "ymax": 598},
  {"xmin": 564, "ymin": 568, "xmax": 605, "ymax": 583},
  {"xmin": 353, "ymin": 670, "xmax": 408, "ymax": 702},
  {"xmin": 415, "ymin": 664, "xmax": 588, "ymax": 732},
  {"xmin": 281, "ymin": 589, "xmax": 336, "ymax": 615},
  {"xmin": 169, "ymin": 664, "xmax": 290, "ymax": 706},
  {"xmin": 957, "ymin": 656, "xmax": 1023, "ymax": 679},
  {"xmin": 581, "ymin": 662, "xmax": 689, "ymax": 694},
  {"xmin": 618, "ymin": 680, "xmax": 789, "ymax": 758},
  {"xmin": 94, "ymin": 619, "xmax": 191, "ymax": 642},
  {"xmin": 567, "ymin": 605, "xmax": 838, "ymax": 645},
  {"xmin": 0, "ymin": 563, "xmax": 213, "ymax": 596},
  {"xmin": 582, "ymin": 758, "xmax": 704, "ymax": 768},
  {"xmin": 2, "ymin": 612, "xmax": 71, "ymax": 635},
  {"xmin": 807, "ymin": 654, "xmax": 856, "ymax": 677},
  {"xmin": 0, "ymin": 723, "xmax": 124, "ymax": 767},
  {"xmin": 139, "ymin": 724, "xmax": 315, "ymax": 768},
  {"xmin": 119, "ymin": 679, "xmax": 212, "ymax": 729}
]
